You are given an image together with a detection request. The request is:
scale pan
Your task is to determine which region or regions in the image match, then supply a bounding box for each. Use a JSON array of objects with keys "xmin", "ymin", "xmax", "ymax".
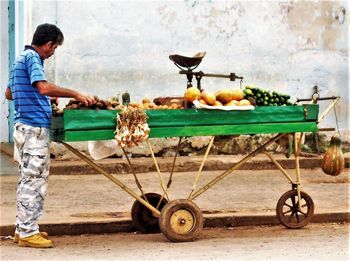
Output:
[{"xmin": 169, "ymin": 52, "xmax": 206, "ymax": 68}]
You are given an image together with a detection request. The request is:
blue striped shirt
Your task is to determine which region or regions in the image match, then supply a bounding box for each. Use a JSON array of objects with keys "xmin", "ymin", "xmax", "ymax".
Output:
[{"xmin": 8, "ymin": 46, "xmax": 51, "ymax": 128}]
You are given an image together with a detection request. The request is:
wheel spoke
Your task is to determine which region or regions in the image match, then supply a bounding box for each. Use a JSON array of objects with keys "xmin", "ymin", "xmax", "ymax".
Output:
[
  {"xmin": 284, "ymin": 203, "xmax": 293, "ymax": 208},
  {"xmin": 288, "ymin": 211, "xmax": 296, "ymax": 222},
  {"xmin": 283, "ymin": 209, "xmax": 293, "ymax": 215},
  {"xmin": 290, "ymin": 195, "xmax": 296, "ymax": 207},
  {"xmin": 298, "ymin": 210, "xmax": 308, "ymax": 217}
]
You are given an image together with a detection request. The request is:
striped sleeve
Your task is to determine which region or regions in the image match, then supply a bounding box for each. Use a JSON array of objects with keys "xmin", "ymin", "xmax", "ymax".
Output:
[{"xmin": 26, "ymin": 53, "xmax": 46, "ymax": 85}]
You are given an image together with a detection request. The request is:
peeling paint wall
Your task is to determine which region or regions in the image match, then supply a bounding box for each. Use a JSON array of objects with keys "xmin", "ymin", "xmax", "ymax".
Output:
[{"xmin": 29, "ymin": 0, "xmax": 349, "ymax": 136}]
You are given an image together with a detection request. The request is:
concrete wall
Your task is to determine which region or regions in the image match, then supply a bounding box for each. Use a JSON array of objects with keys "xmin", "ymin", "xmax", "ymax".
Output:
[{"xmin": 9, "ymin": 1, "xmax": 350, "ymax": 139}]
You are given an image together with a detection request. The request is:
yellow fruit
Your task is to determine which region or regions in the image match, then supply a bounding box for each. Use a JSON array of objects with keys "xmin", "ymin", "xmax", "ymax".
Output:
[
  {"xmin": 142, "ymin": 98, "xmax": 151, "ymax": 104},
  {"xmin": 215, "ymin": 89, "xmax": 233, "ymax": 104},
  {"xmin": 199, "ymin": 99, "xmax": 207, "ymax": 105},
  {"xmin": 214, "ymin": 101, "xmax": 223, "ymax": 106},
  {"xmin": 231, "ymin": 89, "xmax": 244, "ymax": 101},
  {"xmin": 225, "ymin": 100, "xmax": 239, "ymax": 106},
  {"xmin": 200, "ymin": 91, "xmax": 216, "ymax": 105},
  {"xmin": 184, "ymin": 87, "xmax": 201, "ymax": 102},
  {"xmin": 238, "ymin": 99, "xmax": 251, "ymax": 106}
]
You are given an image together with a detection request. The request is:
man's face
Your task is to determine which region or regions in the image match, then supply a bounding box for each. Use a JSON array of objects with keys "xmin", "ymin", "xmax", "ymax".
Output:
[{"xmin": 43, "ymin": 42, "xmax": 59, "ymax": 59}]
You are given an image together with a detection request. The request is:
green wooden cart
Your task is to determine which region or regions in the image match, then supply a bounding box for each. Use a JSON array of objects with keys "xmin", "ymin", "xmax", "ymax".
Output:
[{"xmin": 51, "ymin": 103, "xmax": 327, "ymax": 242}]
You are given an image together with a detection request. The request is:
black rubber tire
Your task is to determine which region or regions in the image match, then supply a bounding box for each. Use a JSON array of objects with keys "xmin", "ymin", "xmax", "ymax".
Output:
[
  {"xmin": 276, "ymin": 189, "xmax": 314, "ymax": 229},
  {"xmin": 159, "ymin": 199, "xmax": 203, "ymax": 242},
  {"xmin": 131, "ymin": 193, "xmax": 168, "ymax": 233}
]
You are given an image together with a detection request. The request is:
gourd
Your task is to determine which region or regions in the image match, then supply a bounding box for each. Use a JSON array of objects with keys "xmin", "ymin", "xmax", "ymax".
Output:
[{"xmin": 321, "ymin": 136, "xmax": 344, "ymax": 176}]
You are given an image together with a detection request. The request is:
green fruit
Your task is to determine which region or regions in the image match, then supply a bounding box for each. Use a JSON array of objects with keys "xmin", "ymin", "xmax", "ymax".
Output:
[{"xmin": 244, "ymin": 89, "xmax": 253, "ymax": 95}]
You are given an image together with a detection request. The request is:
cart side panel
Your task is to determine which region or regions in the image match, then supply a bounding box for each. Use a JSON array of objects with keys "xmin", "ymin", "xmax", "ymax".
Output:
[
  {"xmin": 63, "ymin": 105, "xmax": 319, "ymax": 131},
  {"xmin": 60, "ymin": 122, "xmax": 318, "ymax": 141}
]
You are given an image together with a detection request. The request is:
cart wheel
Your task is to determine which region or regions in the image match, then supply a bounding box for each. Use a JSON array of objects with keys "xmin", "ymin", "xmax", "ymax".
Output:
[
  {"xmin": 276, "ymin": 189, "xmax": 314, "ymax": 229},
  {"xmin": 159, "ymin": 199, "xmax": 203, "ymax": 242},
  {"xmin": 131, "ymin": 193, "xmax": 168, "ymax": 233}
]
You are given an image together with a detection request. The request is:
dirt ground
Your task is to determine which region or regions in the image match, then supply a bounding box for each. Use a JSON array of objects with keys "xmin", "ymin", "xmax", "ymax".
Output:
[{"xmin": 1, "ymin": 223, "xmax": 349, "ymax": 260}]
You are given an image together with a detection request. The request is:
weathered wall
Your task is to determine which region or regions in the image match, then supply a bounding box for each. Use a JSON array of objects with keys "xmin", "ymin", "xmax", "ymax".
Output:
[{"xmin": 29, "ymin": 0, "xmax": 348, "ymax": 136}]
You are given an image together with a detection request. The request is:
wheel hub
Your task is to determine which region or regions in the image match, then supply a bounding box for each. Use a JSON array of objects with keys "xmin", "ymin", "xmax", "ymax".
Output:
[{"xmin": 170, "ymin": 209, "xmax": 195, "ymax": 235}]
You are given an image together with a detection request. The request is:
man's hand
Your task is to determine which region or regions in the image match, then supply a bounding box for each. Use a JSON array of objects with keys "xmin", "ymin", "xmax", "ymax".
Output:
[
  {"xmin": 35, "ymin": 81, "xmax": 96, "ymax": 106},
  {"xmin": 75, "ymin": 94, "xmax": 96, "ymax": 107}
]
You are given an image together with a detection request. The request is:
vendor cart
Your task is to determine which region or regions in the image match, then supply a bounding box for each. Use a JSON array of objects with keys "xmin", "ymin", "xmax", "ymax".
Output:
[
  {"xmin": 50, "ymin": 97, "xmax": 339, "ymax": 242},
  {"xmin": 51, "ymin": 52, "xmax": 342, "ymax": 242}
]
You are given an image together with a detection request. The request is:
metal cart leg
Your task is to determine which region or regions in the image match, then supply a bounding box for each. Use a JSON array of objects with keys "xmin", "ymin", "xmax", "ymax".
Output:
[
  {"xmin": 190, "ymin": 133, "xmax": 286, "ymax": 200},
  {"xmin": 60, "ymin": 142, "xmax": 161, "ymax": 217}
]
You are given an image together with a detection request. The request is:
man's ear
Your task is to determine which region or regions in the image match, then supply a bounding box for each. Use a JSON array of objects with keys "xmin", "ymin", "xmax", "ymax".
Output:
[{"xmin": 46, "ymin": 41, "xmax": 53, "ymax": 48}]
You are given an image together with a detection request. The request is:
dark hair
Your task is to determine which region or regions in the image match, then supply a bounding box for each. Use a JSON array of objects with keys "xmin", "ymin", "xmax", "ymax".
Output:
[{"xmin": 31, "ymin": 23, "xmax": 64, "ymax": 46}]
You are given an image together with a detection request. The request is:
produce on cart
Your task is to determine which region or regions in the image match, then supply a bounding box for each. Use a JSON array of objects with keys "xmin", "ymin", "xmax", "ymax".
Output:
[{"xmin": 50, "ymin": 52, "xmax": 341, "ymax": 242}]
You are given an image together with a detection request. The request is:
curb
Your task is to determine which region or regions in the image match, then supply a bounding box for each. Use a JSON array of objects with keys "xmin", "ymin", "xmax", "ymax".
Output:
[
  {"xmin": 49, "ymin": 156, "xmax": 350, "ymax": 175},
  {"xmin": 1, "ymin": 212, "xmax": 348, "ymax": 237},
  {"xmin": 2, "ymin": 142, "xmax": 349, "ymax": 175},
  {"xmin": 49, "ymin": 157, "xmax": 324, "ymax": 175}
]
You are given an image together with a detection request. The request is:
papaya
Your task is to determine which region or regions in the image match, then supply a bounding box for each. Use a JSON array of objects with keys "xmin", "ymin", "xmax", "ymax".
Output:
[
  {"xmin": 200, "ymin": 91, "xmax": 216, "ymax": 105},
  {"xmin": 184, "ymin": 87, "xmax": 201, "ymax": 102},
  {"xmin": 225, "ymin": 100, "xmax": 239, "ymax": 106},
  {"xmin": 215, "ymin": 89, "xmax": 233, "ymax": 104},
  {"xmin": 231, "ymin": 89, "xmax": 244, "ymax": 101},
  {"xmin": 238, "ymin": 99, "xmax": 251, "ymax": 106}
]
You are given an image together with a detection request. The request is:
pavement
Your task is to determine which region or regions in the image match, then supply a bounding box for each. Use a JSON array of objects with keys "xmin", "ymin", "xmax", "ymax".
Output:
[{"xmin": 0, "ymin": 142, "xmax": 349, "ymax": 237}]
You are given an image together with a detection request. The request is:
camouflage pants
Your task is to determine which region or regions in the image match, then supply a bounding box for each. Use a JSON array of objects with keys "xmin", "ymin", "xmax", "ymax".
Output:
[{"xmin": 13, "ymin": 122, "xmax": 50, "ymax": 238}]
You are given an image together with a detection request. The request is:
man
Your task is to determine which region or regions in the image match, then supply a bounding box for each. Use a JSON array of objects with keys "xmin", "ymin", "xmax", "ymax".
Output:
[{"xmin": 5, "ymin": 23, "xmax": 95, "ymax": 248}]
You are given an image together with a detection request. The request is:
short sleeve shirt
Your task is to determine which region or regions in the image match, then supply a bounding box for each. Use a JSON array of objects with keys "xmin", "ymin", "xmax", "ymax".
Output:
[{"xmin": 8, "ymin": 46, "xmax": 51, "ymax": 128}]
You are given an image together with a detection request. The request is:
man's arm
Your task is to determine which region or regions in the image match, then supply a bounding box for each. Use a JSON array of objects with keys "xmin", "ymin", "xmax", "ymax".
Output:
[
  {"xmin": 5, "ymin": 87, "xmax": 13, "ymax": 100},
  {"xmin": 35, "ymin": 81, "xmax": 94, "ymax": 106}
]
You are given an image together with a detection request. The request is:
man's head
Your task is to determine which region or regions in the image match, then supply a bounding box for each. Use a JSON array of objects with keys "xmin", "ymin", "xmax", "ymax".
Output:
[{"xmin": 31, "ymin": 23, "xmax": 64, "ymax": 59}]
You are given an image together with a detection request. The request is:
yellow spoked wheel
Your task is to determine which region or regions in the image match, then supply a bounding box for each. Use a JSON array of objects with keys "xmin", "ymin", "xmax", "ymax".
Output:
[{"xmin": 159, "ymin": 199, "xmax": 203, "ymax": 242}]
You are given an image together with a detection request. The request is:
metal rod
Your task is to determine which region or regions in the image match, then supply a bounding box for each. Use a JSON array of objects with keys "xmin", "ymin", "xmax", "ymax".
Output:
[
  {"xmin": 296, "ymin": 96, "xmax": 339, "ymax": 102},
  {"xmin": 156, "ymin": 137, "xmax": 182, "ymax": 209},
  {"xmin": 60, "ymin": 142, "xmax": 161, "ymax": 217},
  {"xmin": 317, "ymin": 97, "xmax": 340, "ymax": 124},
  {"xmin": 179, "ymin": 71, "xmax": 243, "ymax": 80},
  {"xmin": 190, "ymin": 133, "xmax": 286, "ymax": 200},
  {"xmin": 188, "ymin": 136, "xmax": 215, "ymax": 200},
  {"xmin": 166, "ymin": 137, "xmax": 182, "ymax": 189},
  {"xmin": 294, "ymin": 133, "xmax": 302, "ymax": 211},
  {"xmin": 121, "ymin": 147, "xmax": 148, "ymax": 201},
  {"xmin": 263, "ymin": 150, "xmax": 294, "ymax": 184},
  {"xmin": 146, "ymin": 140, "xmax": 170, "ymax": 201},
  {"xmin": 318, "ymin": 128, "xmax": 335, "ymax": 132}
]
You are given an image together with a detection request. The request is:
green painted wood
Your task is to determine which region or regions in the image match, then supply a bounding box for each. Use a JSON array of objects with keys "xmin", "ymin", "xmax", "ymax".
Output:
[
  {"xmin": 63, "ymin": 104, "xmax": 319, "ymax": 131},
  {"xmin": 58, "ymin": 122, "xmax": 318, "ymax": 142},
  {"xmin": 149, "ymin": 122, "xmax": 318, "ymax": 138}
]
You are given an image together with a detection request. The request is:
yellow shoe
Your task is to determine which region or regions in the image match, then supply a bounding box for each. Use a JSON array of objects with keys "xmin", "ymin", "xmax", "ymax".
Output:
[
  {"xmin": 18, "ymin": 233, "xmax": 53, "ymax": 248},
  {"xmin": 13, "ymin": 231, "xmax": 48, "ymax": 243}
]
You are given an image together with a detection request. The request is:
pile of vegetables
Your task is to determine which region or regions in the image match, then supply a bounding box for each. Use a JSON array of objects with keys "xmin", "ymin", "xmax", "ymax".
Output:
[
  {"xmin": 65, "ymin": 96, "xmax": 120, "ymax": 110},
  {"xmin": 115, "ymin": 107, "xmax": 150, "ymax": 148},
  {"xmin": 243, "ymin": 85, "xmax": 292, "ymax": 106}
]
